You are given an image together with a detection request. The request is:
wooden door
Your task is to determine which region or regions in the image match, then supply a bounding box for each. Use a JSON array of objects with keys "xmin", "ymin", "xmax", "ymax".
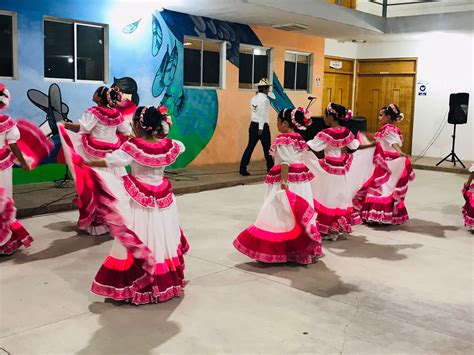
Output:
[
  {"xmin": 355, "ymin": 59, "xmax": 417, "ymax": 154},
  {"xmin": 323, "ymin": 56, "xmax": 354, "ymax": 113},
  {"xmin": 384, "ymin": 75, "xmax": 415, "ymax": 154},
  {"xmin": 355, "ymin": 75, "xmax": 384, "ymax": 133}
]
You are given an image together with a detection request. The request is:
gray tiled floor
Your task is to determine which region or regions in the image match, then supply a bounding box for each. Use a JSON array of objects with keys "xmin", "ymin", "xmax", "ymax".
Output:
[{"xmin": 1, "ymin": 169, "xmax": 473, "ymax": 354}]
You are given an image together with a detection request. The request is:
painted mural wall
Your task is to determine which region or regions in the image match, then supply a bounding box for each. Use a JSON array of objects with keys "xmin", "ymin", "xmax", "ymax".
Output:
[{"xmin": 1, "ymin": 0, "xmax": 324, "ymax": 184}]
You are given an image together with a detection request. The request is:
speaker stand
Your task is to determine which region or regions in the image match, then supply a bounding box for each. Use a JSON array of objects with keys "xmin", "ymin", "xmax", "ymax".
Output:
[
  {"xmin": 54, "ymin": 165, "xmax": 73, "ymax": 188},
  {"xmin": 436, "ymin": 124, "xmax": 466, "ymax": 168}
]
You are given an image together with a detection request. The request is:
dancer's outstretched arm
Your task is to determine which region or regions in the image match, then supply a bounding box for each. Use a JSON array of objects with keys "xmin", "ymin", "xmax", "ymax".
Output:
[
  {"xmin": 280, "ymin": 163, "xmax": 289, "ymax": 190},
  {"xmin": 85, "ymin": 160, "xmax": 107, "ymax": 168},
  {"xmin": 64, "ymin": 122, "xmax": 81, "ymax": 132},
  {"xmin": 392, "ymin": 143, "xmax": 409, "ymax": 157},
  {"xmin": 9, "ymin": 143, "xmax": 30, "ymax": 171},
  {"xmin": 465, "ymin": 172, "xmax": 474, "ymax": 189}
]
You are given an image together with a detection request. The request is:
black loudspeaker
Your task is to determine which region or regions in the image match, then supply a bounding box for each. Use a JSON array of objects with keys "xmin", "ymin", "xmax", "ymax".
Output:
[{"xmin": 448, "ymin": 93, "xmax": 469, "ymax": 124}]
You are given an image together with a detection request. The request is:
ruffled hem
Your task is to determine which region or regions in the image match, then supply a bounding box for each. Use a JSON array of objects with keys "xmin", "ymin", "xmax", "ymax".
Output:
[
  {"xmin": 91, "ymin": 233, "xmax": 189, "ymax": 305},
  {"xmin": 233, "ymin": 190, "xmax": 322, "ymax": 264},
  {"xmin": 81, "ymin": 133, "xmax": 127, "ymax": 159},
  {"xmin": 0, "ymin": 114, "xmax": 16, "ymax": 133},
  {"xmin": 0, "ymin": 220, "xmax": 33, "ymax": 255},
  {"xmin": 313, "ymin": 199, "xmax": 361, "ymax": 235},
  {"xmin": 356, "ymin": 151, "xmax": 414, "ymax": 224},
  {"xmin": 233, "ymin": 237, "xmax": 322, "ymax": 264},
  {"xmin": 353, "ymin": 143, "xmax": 391, "ymax": 210},
  {"xmin": 16, "ymin": 119, "xmax": 54, "ymax": 168},
  {"xmin": 123, "ymin": 175, "xmax": 174, "ymax": 209},
  {"xmin": 80, "ymin": 224, "xmax": 110, "ymax": 236},
  {"xmin": 0, "ymin": 188, "xmax": 15, "ymax": 245},
  {"xmin": 374, "ymin": 123, "xmax": 404, "ymax": 142},
  {"xmin": 264, "ymin": 163, "xmax": 314, "ymax": 184},
  {"xmin": 92, "ymin": 281, "xmax": 184, "ymax": 305},
  {"xmin": 0, "ymin": 148, "xmax": 14, "ymax": 170},
  {"xmin": 88, "ymin": 107, "xmax": 124, "ymax": 126},
  {"xmin": 316, "ymin": 128, "xmax": 355, "ymax": 148},
  {"xmin": 360, "ymin": 207, "xmax": 409, "ymax": 225},
  {"xmin": 121, "ymin": 138, "xmax": 181, "ymax": 167},
  {"xmin": 462, "ymin": 185, "xmax": 474, "ymax": 229},
  {"xmin": 318, "ymin": 154, "xmax": 353, "ymax": 175},
  {"xmin": 269, "ymin": 133, "xmax": 309, "ymax": 156},
  {"xmin": 59, "ymin": 124, "xmax": 157, "ymax": 276}
]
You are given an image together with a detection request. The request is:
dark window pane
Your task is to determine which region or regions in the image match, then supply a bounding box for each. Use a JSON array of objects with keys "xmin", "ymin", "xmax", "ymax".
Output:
[
  {"xmin": 44, "ymin": 21, "xmax": 74, "ymax": 79},
  {"xmin": 239, "ymin": 46, "xmax": 252, "ymax": 89},
  {"xmin": 253, "ymin": 51, "xmax": 268, "ymax": 84},
  {"xmin": 183, "ymin": 38, "xmax": 201, "ymax": 86},
  {"xmin": 284, "ymin": 52, "xmax": 296, "ymax": 90},
  {"xmin": 0, "ymin": 14, "xmax": 13, "ymax": 77},
  {"xmin": 296, "ymin": 54, "xmax": 309, "ymax": 91},
  {"xmin": 202, "ymin": 41, "xmax": 220, "ymax": 87},
  {"xmin": 239, "ymin": 51, "xmax": 252, "ymax": 89},
  {"xmin": 77, "ymin": 25, "xmax": 104, "ymax": 81}
]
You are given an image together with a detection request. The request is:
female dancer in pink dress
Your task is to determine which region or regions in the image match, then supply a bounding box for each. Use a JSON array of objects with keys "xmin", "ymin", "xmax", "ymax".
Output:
[
  {"xmin": 0, "ymin": 84, "xmax": 53, "ymax": 254},
  {"xmin": 59, "ymin": 105, "xmax": 188, "ymax": 304},
  {"xmin": 462, "ymin": 164, "xmax": 473, "ymax": 231},
  {"xmin": 355, "ymin": 104, "xmax": 415, "ymax": 224},
  {"xmin": 64, "ymin": 86, "xmax": 132, "ymax": 235},
  {"xmin": 234, "ymin": 107, "xmax": 322, "ymax": 264},
  {"xmin": 304, "ymin": 103, "xmax": 362, "ymax": 240}
]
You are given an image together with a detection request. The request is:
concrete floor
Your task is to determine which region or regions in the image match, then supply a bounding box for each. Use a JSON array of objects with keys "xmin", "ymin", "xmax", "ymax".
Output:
[{"xmin": 0, "ymin": 169, "xmax": 473, "ymax": 354}]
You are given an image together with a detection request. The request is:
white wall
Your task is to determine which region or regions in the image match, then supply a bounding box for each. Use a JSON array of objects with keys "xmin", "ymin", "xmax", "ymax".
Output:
[
  {"xmin": 324, "ymin": 39, "xmax": 358, "ymax": 58},
  {"xmin": 325, "ymin": 32, "xmax": 474, "ymax": 161}
]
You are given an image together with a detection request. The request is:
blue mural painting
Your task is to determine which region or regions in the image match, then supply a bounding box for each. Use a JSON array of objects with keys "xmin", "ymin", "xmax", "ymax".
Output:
[{"xmin": 1, "ymin": 0, "xmax": 294, "ymax": 172}]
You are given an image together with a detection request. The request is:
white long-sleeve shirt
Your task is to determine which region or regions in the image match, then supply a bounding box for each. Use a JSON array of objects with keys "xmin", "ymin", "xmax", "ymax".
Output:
[{"xmin": 250, "ymin": 93, "xmax": 270, "ymax": 130}]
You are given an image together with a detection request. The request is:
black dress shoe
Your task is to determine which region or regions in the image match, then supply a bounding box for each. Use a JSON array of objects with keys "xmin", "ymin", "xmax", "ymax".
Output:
[{"xmin": 240, "ymin": 170, "xmax": 250, "ymax": 176}]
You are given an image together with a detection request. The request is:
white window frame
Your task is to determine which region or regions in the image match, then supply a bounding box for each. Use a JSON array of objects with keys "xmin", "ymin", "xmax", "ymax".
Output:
[
  {"xmin": 0, "ymin": 10, "xmax": 18, "ymax": 80},
  {"xmin": 238, "ymin": 44, "xmax": 273, "ymax": 91},
  {"xmin": 43, "ymin": 16, "xmax": 109, "ymax": 83},
  {"xmin": 284, "ymin": 50, "xmax": 313, "ymax": 93},
  {"xmin": 183, "ymin": 36, "xmax": 226, "ymax": 90}
]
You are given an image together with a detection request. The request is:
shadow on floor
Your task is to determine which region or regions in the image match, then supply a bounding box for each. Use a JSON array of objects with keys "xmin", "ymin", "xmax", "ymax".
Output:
[
  {"xmin": 77, "ymin": 299, "xmax": 183, "ymax": 354},
  {"xmin": 324, "ymin": 234, "xmax": 423, "ymax": 261},
  {"xmin": 235, "ymin": 260, "xmax": 358, "ymax": 298},
  {"xmin": 367, "ymin": 218, "xmax": 459, "ymax": 238},
  {"xmin": 11, "ymin": 222, "xmax": 110, "ymax": 264},
  {"xmin": 441, "ymin": 204, "xmax": 463, "ymax": 216}
]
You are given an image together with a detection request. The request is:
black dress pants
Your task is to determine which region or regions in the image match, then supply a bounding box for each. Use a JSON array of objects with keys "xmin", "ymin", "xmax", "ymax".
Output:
[{"xmin": 240, "ymin": 122, "xmax": 274, "ymax": 173}]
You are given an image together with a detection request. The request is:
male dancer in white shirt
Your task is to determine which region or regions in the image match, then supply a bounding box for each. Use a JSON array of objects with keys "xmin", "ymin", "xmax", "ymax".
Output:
[{"xmin": 239, "ymin": 78, "xmax": 274, "ymax": 176}]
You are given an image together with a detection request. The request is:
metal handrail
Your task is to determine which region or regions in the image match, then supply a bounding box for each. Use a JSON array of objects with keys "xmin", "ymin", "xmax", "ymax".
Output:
[{"xmin": 369, "ymin": 0, "xmax": 440, "ymax": 17}]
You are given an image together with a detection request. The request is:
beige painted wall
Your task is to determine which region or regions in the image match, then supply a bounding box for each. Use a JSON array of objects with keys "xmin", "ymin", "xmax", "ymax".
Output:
[{"xmin": 191, "ymin": 26, "xmax": 325, "ymax": 167}]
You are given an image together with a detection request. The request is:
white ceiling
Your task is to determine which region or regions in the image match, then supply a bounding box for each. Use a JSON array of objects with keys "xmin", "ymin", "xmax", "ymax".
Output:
[{"xmin": 146, "ymin": 0, "xmax": 473, "ymax": 42}]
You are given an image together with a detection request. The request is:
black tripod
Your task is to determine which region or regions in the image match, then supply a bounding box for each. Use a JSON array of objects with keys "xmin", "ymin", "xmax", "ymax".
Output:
[
  {"xmin": 54, "ymin": 165, "xmax": 72, "ymax": 188},
  {"xmin": 436, "ymin": 124, "xmax": 466, "ymax": 168}
]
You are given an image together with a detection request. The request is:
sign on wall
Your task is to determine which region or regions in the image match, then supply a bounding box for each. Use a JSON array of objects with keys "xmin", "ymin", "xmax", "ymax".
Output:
[
  {"xmin": 329, "ymin": 60, "xmax": 343, "ymax": 69},
  {"xmin": 417, "ymin": 81, "xmax": 428, "ymax": 96}
]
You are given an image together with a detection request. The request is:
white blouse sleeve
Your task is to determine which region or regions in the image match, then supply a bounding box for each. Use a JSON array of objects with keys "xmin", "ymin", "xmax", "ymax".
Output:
[
  {"xmin": 78, "ymin": 111, "xmax": 98, "ymax": 133},
  {"xmin": 347, "ymin": 138, "xmax": 360, "ymax": 150},
  {"xmin": 117, "ymin": 121, "xmax": 132, "ymax": 136},
  {"xmin": 275, "ymin": 145, "xmax": 296, "ymax": 165},
  {"xmin": 5, "ymin": 126, "xmax": 20, "ymax": 144},
  {"xmin": 174, "ymin": 140, "xmax": 186, "ymax": 154},
  {"xmin": 105, "ymin": 150, "xmax": 134, "ymax": 168},
  {"xmin": 382, "ymin": 131, "xmax": 403, "ymax": 147},
  {"xmin": 307, "ymin": 137, "xmax": 327, "ymax": 152},
  {"xmin": 469, "ymin": 164, "xmax": 474, "ymax": 173}
]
